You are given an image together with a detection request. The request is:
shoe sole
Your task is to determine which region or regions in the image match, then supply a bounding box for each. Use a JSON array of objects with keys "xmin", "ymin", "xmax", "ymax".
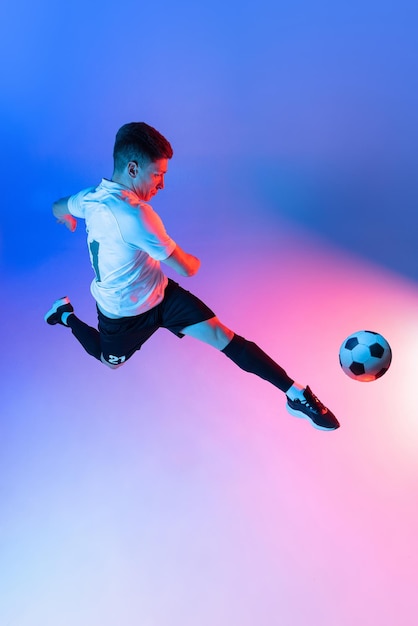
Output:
[
  {"xmin": 44, "ymin": 296, "xmax": 71, "ymax": 324},
  {"xmin": 286, "ymin": 405, "xmax": 338, "ymax": 431}
]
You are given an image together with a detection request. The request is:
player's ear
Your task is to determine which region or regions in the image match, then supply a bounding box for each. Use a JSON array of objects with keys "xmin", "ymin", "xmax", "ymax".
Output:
[{"xmin": 127, "ymin": 161, "xmax": 139, "ymax": 178}]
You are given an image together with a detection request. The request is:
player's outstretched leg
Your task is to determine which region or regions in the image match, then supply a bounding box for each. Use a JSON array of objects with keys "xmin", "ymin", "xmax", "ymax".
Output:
[
  {"xmin": 222, "ymin": 333, "xmax": 339, "ymax": 431},
  {"xmin": 285, "ymin": 386, "xmax": 340, "ymax": 431},
  {"xmin": 182, "ymin": 318, "xmax": 339, "ymax": 431},
  {"xmin": 45, "ymin": 296, "xmax": 102, "ymax": 361}
]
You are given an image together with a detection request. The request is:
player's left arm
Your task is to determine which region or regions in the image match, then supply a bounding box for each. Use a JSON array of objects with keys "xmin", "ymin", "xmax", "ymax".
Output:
[
  {"xmin": 52, "ymin": 196, "xmax": 77, "ymax": 232},
  {"xmin": 162, "ymin": 244, "xmax": 201, "ymax": 276}
]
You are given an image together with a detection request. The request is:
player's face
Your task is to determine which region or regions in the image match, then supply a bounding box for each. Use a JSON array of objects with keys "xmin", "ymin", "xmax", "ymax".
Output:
[{"xmin": 131, "ymin": 158, "xmax": 168, "ymax": 201}]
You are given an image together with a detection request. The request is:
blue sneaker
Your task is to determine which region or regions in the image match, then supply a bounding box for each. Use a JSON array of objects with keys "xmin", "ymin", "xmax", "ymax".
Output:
[
  {"xmin": 286, "ymin": 386, "xmax": 340, "ymax": 431},
  {"xmin": 44, "ymin": 296, "xmax": 74, "ymax": 326}
]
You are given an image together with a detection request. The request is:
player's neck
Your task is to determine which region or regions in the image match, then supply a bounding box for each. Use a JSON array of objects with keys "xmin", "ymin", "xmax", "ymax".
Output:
[{"xmin": 111, "ymin": 171, "xmax": 131, "ymax": 188}]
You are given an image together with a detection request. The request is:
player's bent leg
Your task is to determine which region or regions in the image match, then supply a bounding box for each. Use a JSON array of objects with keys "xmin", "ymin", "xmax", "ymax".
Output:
[
  {"xmin": 45, "ymin": 297, "xmax": 103, "ymax": 361},
  {"xmin": 181, "ymin": 316, "xmax": 234, "ymax": 350}
]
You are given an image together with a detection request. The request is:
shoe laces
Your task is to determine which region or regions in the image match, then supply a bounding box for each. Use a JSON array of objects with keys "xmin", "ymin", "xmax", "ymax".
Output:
[{"xmin": 302, "ymin": 387, "xmax": 327, "ymax": 415}]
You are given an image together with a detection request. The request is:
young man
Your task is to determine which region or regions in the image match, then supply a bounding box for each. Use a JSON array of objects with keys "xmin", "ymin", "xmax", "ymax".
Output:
[{"xmin": 45, "ymin": 122, "xmax": 340, "ymax": 431}]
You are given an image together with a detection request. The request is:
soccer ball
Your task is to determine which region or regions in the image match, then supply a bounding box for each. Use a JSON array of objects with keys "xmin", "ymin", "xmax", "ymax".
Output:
[{"xmin": 339, "ymin": 330, "xmax": 392, "ymax": 382}]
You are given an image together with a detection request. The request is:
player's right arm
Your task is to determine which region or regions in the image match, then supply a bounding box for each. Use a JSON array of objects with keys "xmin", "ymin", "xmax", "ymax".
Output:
[
  {"xmin": 162, "ymin": 244, "xmax": 201, "ymax": 277},
  {"xmin": 52, "ymin": 196, "xmax": 77, "ymax": 232}
]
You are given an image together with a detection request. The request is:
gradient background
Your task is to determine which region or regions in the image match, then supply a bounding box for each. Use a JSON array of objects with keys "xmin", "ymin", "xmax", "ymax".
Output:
[{"xmin": 1, "ymin": 1, "xmax": 418, "ymax": 625}]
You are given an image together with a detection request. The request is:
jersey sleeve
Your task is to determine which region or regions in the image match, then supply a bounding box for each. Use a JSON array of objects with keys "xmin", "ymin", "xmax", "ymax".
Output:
[
  {"xmin": 118, "ymin": 201, "xmax": 177, "ymax": 261},
  {"xmin": 67, "ymin": 187, "xmax": 96, "ymax": 218}
]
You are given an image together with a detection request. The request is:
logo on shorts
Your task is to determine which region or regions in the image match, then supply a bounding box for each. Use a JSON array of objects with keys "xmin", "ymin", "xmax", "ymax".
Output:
[{"xmin": 108, "ymin": 355, "xmax": 126, "ymax": 365}]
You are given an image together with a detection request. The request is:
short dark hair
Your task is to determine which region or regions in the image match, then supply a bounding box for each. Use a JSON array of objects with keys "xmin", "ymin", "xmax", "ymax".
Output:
[{"xmin": 113, "ymin": 122, "xmax": 173, "ymax": 172}]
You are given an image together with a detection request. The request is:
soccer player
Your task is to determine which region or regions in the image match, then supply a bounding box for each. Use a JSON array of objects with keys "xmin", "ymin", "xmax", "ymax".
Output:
[{"xmin": 45, "ymin": 122, "xmax": 340, "ymax": 431}]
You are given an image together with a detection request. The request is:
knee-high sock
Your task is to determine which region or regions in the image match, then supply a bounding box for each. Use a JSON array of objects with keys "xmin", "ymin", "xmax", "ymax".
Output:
[
  {"xmin": 221, "ymin": 334, "xmax": 294, "ymax": 393},
  {"xmin": 67, "ymin": 315, "xmax": 102, "ymax": 360}
]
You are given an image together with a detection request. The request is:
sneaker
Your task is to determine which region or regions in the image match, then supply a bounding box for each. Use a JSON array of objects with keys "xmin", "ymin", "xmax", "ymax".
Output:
[
  {"xmin": 44, "ymin": 296, "xmax": 74, "ymax": 326},
  {"xmin": 286, "ymin": 386, "xmax": 340, "ymax": 431}
]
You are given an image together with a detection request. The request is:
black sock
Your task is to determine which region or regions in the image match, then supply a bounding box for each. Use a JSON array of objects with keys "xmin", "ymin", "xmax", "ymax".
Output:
[
  {"xmin": 221, "ymin": 334, "xmax": 294, "ymax": 393},
  {"xmin": 67, "ymin": 315, "xmax": 102, "ymax": 360}
]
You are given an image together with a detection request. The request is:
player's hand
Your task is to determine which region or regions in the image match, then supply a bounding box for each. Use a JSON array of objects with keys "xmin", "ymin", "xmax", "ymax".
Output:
[
  {"xmin": 57, "ymin": 214, "xmax": 77, "ymax": 232},
  {"xmin": 188, "ymin": 254, "xmax": 201, "ymax": 276},
  {"xmin": 163, "ymin": 246, "xmax": 201, "ymax": 277}
]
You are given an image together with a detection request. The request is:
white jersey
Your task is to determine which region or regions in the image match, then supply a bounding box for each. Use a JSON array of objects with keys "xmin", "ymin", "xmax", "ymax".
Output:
[{"xmin": 68, "ymin": 179, "xmax": 176, "ymax": 318}]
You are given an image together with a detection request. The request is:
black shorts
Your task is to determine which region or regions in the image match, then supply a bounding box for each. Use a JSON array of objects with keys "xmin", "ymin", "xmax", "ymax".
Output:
[{"xmin": 98, "ymin": 279, "xmax": 216, "ymax": 365}]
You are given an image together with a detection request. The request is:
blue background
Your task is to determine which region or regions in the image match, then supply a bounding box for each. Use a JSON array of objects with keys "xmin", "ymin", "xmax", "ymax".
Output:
[{"xmin": 2, "ymin": 0, "xmax": 418, "ymax": 278}]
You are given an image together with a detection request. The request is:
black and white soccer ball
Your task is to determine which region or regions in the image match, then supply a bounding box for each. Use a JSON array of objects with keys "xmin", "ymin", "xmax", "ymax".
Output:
[{"xmin": 339, "ymin": 330, "xmax": 392, "ymax": 382}]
